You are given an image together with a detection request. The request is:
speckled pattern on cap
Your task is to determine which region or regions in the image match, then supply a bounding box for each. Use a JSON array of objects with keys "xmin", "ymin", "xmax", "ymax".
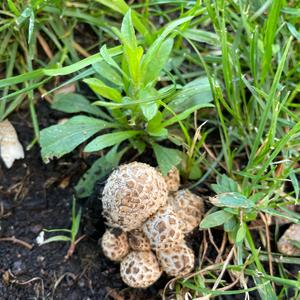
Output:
[
  {"xmin": 142, "ymin": 206, "xmax": 184, "ymax": 250},
  {"xmin": 163, "ymin": 166, "xmax": 180, "ymax": 192},
  {"xmin": 169, "ymin": 189, "xmax": 204, "ymax": 233},
  {"xmin": 128, "ymin": 229, "xmax": 151, "ymax": 251},
  {"xmin": 120, "ymin": 251, "xmax": 162, "ymax": 288},
  {"xmin": 101, "ymin": 230, "xmax": 129, "ymax": 261},
  {"xmin": 156, "ymin": 243, "xmax": 195, "ymax": 277},
  {"xmin": 102, "ymin": 162, "xmax": 168, "ymax": 231}
]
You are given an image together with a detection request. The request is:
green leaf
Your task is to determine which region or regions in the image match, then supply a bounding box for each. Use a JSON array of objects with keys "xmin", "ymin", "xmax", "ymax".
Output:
[
  {"xmin": 84, "ymin": 130, "xmax": 140, "ymax": 152},
  {"xmin": 209, "ymin": 192, "xmax": 255, "ymax": 209},
  {"xmin": 224, "ymin": 217, "xmax": 237, "ymax": 232},
  {"xmin": 100, "ymin": 45, "xmax": 124, "ymax": 74},
  {"xmin": 40, "ymin": 116, "xmax": 111, "ymax": 162},
  {"xmin": 83, "ymin": 78, "xmax": 122, "ymax": 102},
  {"xmin": 94, "ymin": 0, "xmax": 151, "ymax": 43},
  {"xmin": 141, "ymin": 38, "xmax": 174, "ymax": 86},
  {"xmin": 287, "ymin": 23, "xmax": 300, "ymax": 41},
  {"xmin": 41, "ymin": 235, "xmax": 71, "ymax": 245},
  {"xmin": 7, "ymin": 0, "xmax": 20, "ymax": 16},
  {"xmin": 200, "ymin": 210, "xmax": 233, "ymax": 229},
  {"xmin": 236, "ymin": 223, "xmax": 246, "ymax": 244},
  {"xmin": 188, "ymin": 164, "xmax": 202, "ymax": 180},
  {"xmin": 152, "ymin": 144, "xmax": 182, "ymax": 176},
  {"xmin": 71, "ymin": 208, "xmax": 82, "ymax": 241},
  {"xmin": 51, "ymin": 93, "xmax": 104, "ymax": 116},
  {"xmin": 289, "ymin": 171, "xmax": 299, "ymax": 200},
  {"xmin": 121, "ymin": 10, "xmax": 137, "ymax": 50},
  {"xmin": 290, "ymin": 240, "xmax": 300, "ymax": 249},
  {"xmin": 167, "ymin": 77, "xmax": 213, "ymax": 113},
  {"xmin": 162, "ymin": 103, "xmax": 214, "ymax": 127},
  {"xmin": 183, "ymin": 28, "xmax": 219, "ymax": 45},
  {"xmin": 138, "ymin": 87, "xmax": 159, "ymax": 121},
  {"xmin": 75, "ymin": 145, "xmax": 127, "ymax": 198},
  {"xmin": 146, "ymin": 111, "xmax": 163, "ymax": 133},
  {"xmin": 146, "ymin": 112, "xmax": 168, "ymax": 137},
  {"xmin": 211, "ymin": 174, "xmax": 239, "ymax": 193},
  {"xmin": 16, "ymin": 7, "xmax": 32, "ymax": 26},
  {"xmin": 92, "ymin": 61, "xmax": 123, "ymax": 87},
  {"xmin": 140, "ymin": 16, "xmax": 192, "ymax": 85},
  {"xmin": 141, "ymin": 102, "xmax": 158, "ymax": 121}
]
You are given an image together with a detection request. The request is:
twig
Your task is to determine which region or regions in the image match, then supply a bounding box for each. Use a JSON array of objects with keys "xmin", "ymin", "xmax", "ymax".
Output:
[
  {"xmin": 215, "ymin": 233, "xmax": 227, "ymax": 263},
  {"xmin": 0, "ymin": 236, "xmax": 33, "ymax": 250},
  {"xmin": 37, "ymin": 33, "xmax": 53, "ymax": 59},
  {"xmin": 212, "ymin": 246, "xmax": 234, "ymax": 290}
]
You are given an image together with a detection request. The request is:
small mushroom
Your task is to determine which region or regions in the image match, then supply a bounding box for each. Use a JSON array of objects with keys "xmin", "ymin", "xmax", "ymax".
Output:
[
  {"xmin": 120, "ymin": 251, "xmax": 162, "ymax": 288},
  {"xmin": 101, "ymin": 229, "xmax": 129, "ymax": 261},
  {"xmin": 168, "ymin": 189, "xmax": 204, "ymax": 233},
  {"xmin": 0, "ymin": 119, "xmax": 24, "ymax": 168},
  {"xmin": 143, "ymin": 206, "xmax": 184, "ymax": 250},
  {"xmin": 277, "ymin": 224, "xmax": 300, "ymax": 256},
  {"xmin": 162, "ymin": 166, "xmax": 180, "ymax": 192},
  {"xmin": 102, "ymin": 162, "xmax": 168, "ymax": 231},
  {"xmin": 128, "ymin": 229, "xmax": 151, "ymax": 251},
  {"xmin": 156, "ymin": 243, "xmax": 195, "ymax": 277}
]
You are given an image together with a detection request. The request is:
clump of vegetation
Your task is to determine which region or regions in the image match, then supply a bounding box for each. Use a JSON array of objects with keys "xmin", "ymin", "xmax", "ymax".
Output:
[
  {"xmin": 0, "ymin": 0, "xmax": 300, "ymax": 299},
  {"xmin": 38, "ymin": 10, "xmax": 213, "ymax": 198}
]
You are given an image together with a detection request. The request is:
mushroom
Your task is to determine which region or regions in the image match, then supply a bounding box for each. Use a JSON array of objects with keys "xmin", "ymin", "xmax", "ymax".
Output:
[
  {"xmin": 168, "ymin": 189, "xmax": 204, "ymax": 233},
  {"xmin": 142, "ymin": 205, "xmax": 184, "ymax": 250},
  {"xmin": 277, "ymin": 224, "xmax": 300, "ymax": 256},
  {"xmin": 102, "ymin": 162, "xmax": 168, "ymax": 231},
  {"xmin": 0, "ymin": 119, "xmax": 24, "ymax": 168},
  {"xmin": 120, "ymin": 251, "xmax": 162, "ymax": 288},
  {"xmin": 101, "ymin": 229, "xmax": 129, "ymax": 261},
  {"xmin": 128, "ymin": 229, "xmax": 151, "ymax": 251},
  {"xmin": 156, "ymin": 242, "xmax": 195, "ymax": 277},
  {"xmin": 162, "ymin": 166, "xmax": 180, "ymax": 192}
]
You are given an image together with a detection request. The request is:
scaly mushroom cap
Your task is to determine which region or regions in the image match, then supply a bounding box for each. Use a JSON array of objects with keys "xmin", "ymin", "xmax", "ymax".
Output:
[
  {"xmin": 168, "ymin": 189, "xmax": 204, "ymax": 233},
  {"xmin": 277, "ymin": 224, "xmax": 300, "ymax": 256},
  {"xmin": 120, "ymin": 251, "xmax": 162, "ymax": 288},
  {"xmin": 101, "ymin": 229, "xmax": 129, "ymax": 262},
  {"xmin": 162, "ymin": 166, "xmax": 180, "ymax": 192},
  {"xmin": 102, "ymin": 162, "xmax": 168, "ymax": 231},
  {"xmin": 156, "ymin": 243, "xmax": 195, "ymax": 277},
  {"xmin": 128, "ymin": 229, "xmax": 151, "ymax": 251},
  {"xmin": 142, "ymin": 206, "xmax": 184, "ymax": 250}
]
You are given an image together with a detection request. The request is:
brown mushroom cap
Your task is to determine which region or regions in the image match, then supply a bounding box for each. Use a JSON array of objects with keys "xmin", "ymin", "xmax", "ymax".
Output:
[
  {"xmin": 277, "ymin": 224, "xmax": 300, "ymax": 256},
  {"xmin": 168, "ymin": 189, "xmax": 204, "ymax": 233},
  {"xmin": 102, "ymin": 162, "xmax": 168, "ymax": 231},
  {"xmin": 128, "ymin": 229, "xmax": 151, "ymax": 251},
  {"xmin": 142, "ymin": 206, "xmax": 184, "ymax": 250},
  {"xmin": 156, "ymin": 243, "xmax": 195, "ymax": 277},
  {"xmin": 101, "ymin": 229, "xmax": 129, "ymax": 262},
  {"xmin": 162, "ymin": 166, "xmax": 180, "ymax": 192},
  {"xmin": 120, "ymin": 251, "xmax": 162, "ymax": 288}
]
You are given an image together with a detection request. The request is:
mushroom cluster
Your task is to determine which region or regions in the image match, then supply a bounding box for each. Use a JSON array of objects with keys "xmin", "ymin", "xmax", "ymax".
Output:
[{"xmin": 100, "ymin": 163, "xmax": 204, "ymax": 288}]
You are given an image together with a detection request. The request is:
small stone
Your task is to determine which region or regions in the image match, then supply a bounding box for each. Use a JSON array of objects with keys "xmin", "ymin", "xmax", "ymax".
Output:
[
  {"xmin": 12, "ymin": 260, "xmax": 26, "ymax": 275},
  {"xmin": 30, "ymin": 224, "xmax": 43, "ymax": 234},
  {"xmin": 37, "ymin": 255, "xmax": 45, "ymax": 263}
]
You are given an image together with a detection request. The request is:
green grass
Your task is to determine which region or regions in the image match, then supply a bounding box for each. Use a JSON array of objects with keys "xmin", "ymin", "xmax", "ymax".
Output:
[{"xmin": 1, "ymin": 0, "xmax": 300, "ymax": 299}]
